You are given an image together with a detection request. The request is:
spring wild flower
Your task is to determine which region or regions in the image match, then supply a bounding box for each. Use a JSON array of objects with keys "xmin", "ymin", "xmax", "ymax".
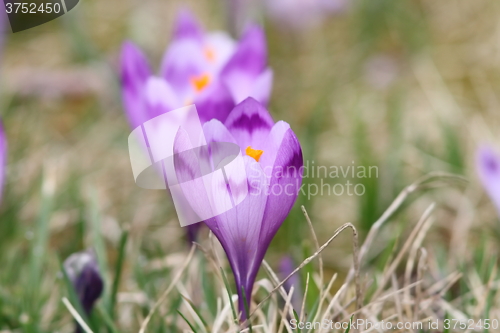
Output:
[
  {"xmin": 173, "ymin": 97, "xmax": 303, "ymax": 319},
  {"xmin": 279, "ymin": 256, "xmax": 302, "ymax": 311},
  {"xmin": 64, "ymin": 250, "xmax": 103, "ymax": 332},
  {"xmin": 265, "ymin": 0, "xmax": 347, "ymax": 30},
  {"xmin": 121, "ymin": 10, "xmax": 272, "ymax": 243},
  {"xmin": 120, "ymin": 9, "xmax": 273, "ymax": 128},
  {"xmin": 477, "ymin": 146, "xmax": 500, "ymax": 216}
]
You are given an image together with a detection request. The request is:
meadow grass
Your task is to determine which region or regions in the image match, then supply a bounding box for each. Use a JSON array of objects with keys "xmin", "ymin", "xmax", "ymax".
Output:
[{"xmin": 2, "ymin": 0, "xmax": 500, "ymax": 331}]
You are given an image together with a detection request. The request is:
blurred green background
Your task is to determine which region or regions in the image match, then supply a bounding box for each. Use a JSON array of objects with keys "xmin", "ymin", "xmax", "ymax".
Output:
[{"xmin": 1, "ymin": 0, "xmax": 500, "ymax": 331}]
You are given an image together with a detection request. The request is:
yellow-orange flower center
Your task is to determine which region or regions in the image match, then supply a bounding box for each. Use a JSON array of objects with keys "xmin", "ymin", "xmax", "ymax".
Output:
[
  {"xmin": 204, "ymin": 47, "xmax": 216, "ymax": 62},
  {"xmin": 246, "ymin": 146, "xmax": 264, "ymax": 162},
  {"xmin": 190, "ymin": 73, "xmax": 211, "ymax": 92}
]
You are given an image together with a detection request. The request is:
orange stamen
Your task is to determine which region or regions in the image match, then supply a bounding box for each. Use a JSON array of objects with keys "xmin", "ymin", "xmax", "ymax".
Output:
[
  {"xmin": 190, "ymin": 73, "xmax": 211, "ymax": 92},
  {"xmin": 246, "ymin": 146, "xmax": 264, "ymax": 162},
  {"xmin": 204, "ymin": 47, "xmax": 216, "ymax": 62}
]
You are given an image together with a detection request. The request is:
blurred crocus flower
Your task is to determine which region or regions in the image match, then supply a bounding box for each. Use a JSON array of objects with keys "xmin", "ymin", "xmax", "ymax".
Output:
[
  {"xmin": 63, "ymin": 250, "xmax": 103, "ymax": 329},
  {"xmin": 121, "ymin": 9, "xmax": 273, "ymax": 128},
  {"xmin": 121, "ymin": 10, "xmax": 272, "ymax": 243},
  {"xmin": 279, "ymin": 256, "xmax": 302, "ymax": 310},
  {"xmin": 174, "ymin": 98, "xmax": 303, "ymax": 319},
  {"xmin": 265, "ymin": 0, "xmax": 347, "ymax": 30},
  {"xmin": 0, "ymin": 123, "xmax": 6, "ymax": 202},
  {"xmin": 477, "ymin": 146, "xmax": 500, "ymax": 216}
]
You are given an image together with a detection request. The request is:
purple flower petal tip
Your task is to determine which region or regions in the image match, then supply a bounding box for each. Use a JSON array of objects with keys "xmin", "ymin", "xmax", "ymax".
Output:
[
  {"xmin": 477, "ymin": 145, "xmax": 500, "ymax": 215},
  {"xmin": 223, "ymin": 25, "xmax": 267, "ymax": 77},
  {"xmin": 120, "ymin": 41, "xmax": 151, "ymax": 85},
  {"xmin": 225, "ymin": 97, "xmax": 274, "ymax": 133},
  {"xmin": 173, "ymin": 9, "xmax": 204, "ymax": 41},
  {"xmin": 63, "ymin": 250, "xmax": 103, "ymax": 315}
]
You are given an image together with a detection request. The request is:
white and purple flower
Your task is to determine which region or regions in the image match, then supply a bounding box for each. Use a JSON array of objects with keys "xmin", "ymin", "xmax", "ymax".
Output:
[
  {"xmin": 120, "ymin": 9, "xmax": 273, "ymax": 128},
  {"xmin": 64, "ymin": 249, "xmax": 103, "ymax": 332},
  {"xmin": 265, "ymin": 0, "xmax": 347, "ymax": 30},
  {"xmin": 477, "ymin": 146, "xmax": 500, "ymax": 216},
  {"xmin": 173, "ymin": 98, "xmax": 303, "ymax": 318}
]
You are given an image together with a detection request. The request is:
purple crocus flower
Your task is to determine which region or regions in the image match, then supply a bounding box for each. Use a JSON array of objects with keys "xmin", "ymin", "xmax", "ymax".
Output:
[
  {"xmin": 265, "ymin": 0, "xmax": 347, "ymax": 30},
  {"xmin": 64, "ymin": 250, "xmax": 103, "ymax": 332},
  {"xmin": 120, "ymin": 9, "xmax": 272, "ymax": 128},
  {"xmin": 121, "ymin": 10, "xmax": 272, "ymax": 243},
  {"xmin": 173, "ymin": 98, "xmax": 303, "ymax": 319},
  {"xmin": 279, "ymin": 256, "xmax": 302, "ymax": 311},
  {"xmin": 477, "ymin": 146, "xmax": 500, "ymax": 216}
]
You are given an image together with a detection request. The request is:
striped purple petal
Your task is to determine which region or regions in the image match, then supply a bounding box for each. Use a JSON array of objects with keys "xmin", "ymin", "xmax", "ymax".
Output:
[
  {"xmin": 199, "ymin": 99, "xmax": 303, "ymax": 319},
  {"xmin": 195, "ymin": 81, "xmax": 235, "ymax": 123},
  {"xmin": 172, "ymin": 9, "xmax": 204, "ymax": 42},
  {"xmin": 221, "ymin": 25, "xmax": 272, "ymax": 105},
  {"xmin": 160, "ymin": 39, "xmax": 207, "ymax": 101},
  {"xmin": 120, "ymin": 41, "xmax": 152, "ymax": 130},
  {"xmin": 224, "ymin": 97, "xmax": 275, "ymax": 151},
  {"xmin": 204, "ymin": 156, "xmax": 269, "ymax": 317}
]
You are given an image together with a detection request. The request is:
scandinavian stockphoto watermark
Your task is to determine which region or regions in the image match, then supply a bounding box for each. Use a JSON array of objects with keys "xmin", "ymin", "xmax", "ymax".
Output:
[
  {"xmin": 248, "ymin": 160, "xmax": 379, "ymax": 200},
  {"xmin": 127, "ymin": 105, "xmax": 378, "ymax": 227},
  {"xmin": 290, "ymin": 318, "xmax": 500, "ymax": 331}
]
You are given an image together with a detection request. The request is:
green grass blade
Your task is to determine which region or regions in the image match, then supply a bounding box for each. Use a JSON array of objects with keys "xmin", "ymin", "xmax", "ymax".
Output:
[
  {"xmin": 201, "ymin": 255, "xmax": 217, "ymax": 317},
  {"xmin": 241, "ymin": 286, "xmax": 253, "ymax": 333},
  {"xmin": 292, "ymin": 309, "xmax": 301, "ymax": 333},
  {"xmin": 88, "ymin": 187, "xmax": 110, "ymax": 306},
  {"xmin": 181, "ymin": 295, "xmax": 209, "ymax": 329},
  {"xmin": 177, "ymin": 310, "xmax": 199, "ymax": 333},
  {"xmin": 344, "ymin": 315, "xmax": 354, "ymax": 333},
  {"xmin": 109, "ymin": 229, "xmax": 128, "ymax": 319},
  {"xmin": 27, "ymin": 178, "xmax": 54, "ymax": 320},
  {"xmin": 220, "ymin": 267, "xmax": 238, "ymax": 323},
  {"xmin": 95, "ymin": 303, "xmax": 120, "ymax": 333}
]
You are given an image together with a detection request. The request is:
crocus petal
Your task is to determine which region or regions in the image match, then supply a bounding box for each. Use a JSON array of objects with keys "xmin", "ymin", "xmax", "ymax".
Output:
[
  {"xmin": 160, "ymin": 39, "xmax": 208, "ymax": 100},
  {"xmin": 63, "ymin": 250, "xmax": 103, "ymax": 315},
  {"xmin": 174, "ymin": 122, "xmax": 249, "ymax": 225},
  {"xmin": 279, "ymin": 256, "xmax": 302, "ymax": 310},
  {"xmin": 222, "ymin": 67, "xmax": 274, "ymax": 105},
  {"xmin": 259, "ymin": 125, "xmax": 303, "ymax": 243},
  {"xmin": 121, "ymin": 41, "xmax": 152, "ymax": 130},
  {"xmin": 204, "ymin": 156, "xmax": 269, "ymax": 317},
  {"xmin": 221, "ymin": 26, "xmax": 270, "ymax": 104},
  {"xmin": 203, "ymin": 119, "xmax": 238, "ymax": 146},
  {"xmin": 224, "ymin": 97, "xmax": 274, "ymax": 150},
  {"xmin": 0, "ymin": 122, "xmax": 6, "ymax": 202},
  {"xmin": 173, "ymin": 127, "xmax": 214, "ymax": 220},
  {"xmin": 195, "ymin": 81, "xmax": 236, "ymax": 123},
  {"xmin": 144, "ymin": 77, "xmax": 179, "ymax": 118},
  {"xmin": 204, "ymin": 32, "xmax": 237, "ymax": 72},
  {"xmin": 172, "ymin": 9, "xmax": 204, "ymax": 42},
  {"xmin": 248, "ymin": 68, "xmax": 273, "ymax": 106},
  {"xmin": 477, "ymin": 146, "xmax": 500, "ymax": 215},
  {"xmin": 186, "ymin": 223, "xmax": 202, "ymax": 243},
  {"xmin": 247, "ymin": 125, "xmax": 303, "ymax": 295},
  {"xmin": 223, "ymin": 25, "xmax": 268, "ymax": 77}
]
